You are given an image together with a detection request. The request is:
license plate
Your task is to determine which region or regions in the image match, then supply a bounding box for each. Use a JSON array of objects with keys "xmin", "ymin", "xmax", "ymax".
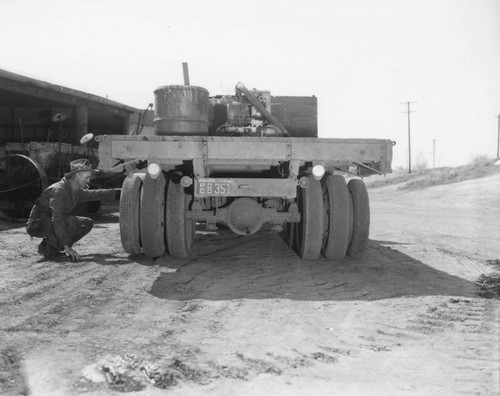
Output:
[{"xmin": 196, "ymin": 178, "xmax": 237, "ymax": 197}]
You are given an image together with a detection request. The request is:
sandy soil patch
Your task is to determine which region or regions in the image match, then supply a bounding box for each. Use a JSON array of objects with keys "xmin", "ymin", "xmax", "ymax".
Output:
[{"xmin": 1, "ymin": 175, "xmax": 499, "ymax": 395}]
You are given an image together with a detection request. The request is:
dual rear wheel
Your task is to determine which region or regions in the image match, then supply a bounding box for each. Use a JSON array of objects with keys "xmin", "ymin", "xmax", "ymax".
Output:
[
  {"xmin": 121, "ymin": 171, "xmax": 369, "ymax": 261},
  {"xmin": 286, "ymin": 174, "xmax": 370, "ymax": 260},
  {"xmin": 119, "ymin": 172, "xmax": 194, "ymax": 259}
]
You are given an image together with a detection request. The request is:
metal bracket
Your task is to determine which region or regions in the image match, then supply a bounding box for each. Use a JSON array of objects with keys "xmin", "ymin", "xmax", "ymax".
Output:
[
  {"xmin": 193, "ymin": 138, "xmax": 209, "ymax": 177},
  {"xmin": 289, "ymin": 160, "xmax": 300, "ymax": 178},
  {"xmin": 352, "ymin": 161, "xmax": 383, "ymax": 175},
  {"xmin": 193, "ymin": 159, "xmax": 205, "ymax": 178},
  {"xmin": 202, "ymin": 139, "xmax": 209, "ymax": 176},
  {"xmin": 286, "ymin": 143, "xmax": 292, "ymax": 161}
]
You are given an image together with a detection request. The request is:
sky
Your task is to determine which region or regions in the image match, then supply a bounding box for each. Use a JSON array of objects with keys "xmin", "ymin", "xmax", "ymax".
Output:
[{"xmin": 1, "ymin": 0, "xmax": 499, "ymax": 168}]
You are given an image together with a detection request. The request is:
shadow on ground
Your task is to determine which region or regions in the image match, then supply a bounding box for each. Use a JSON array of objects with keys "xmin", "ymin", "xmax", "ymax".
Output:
[
  {"xmin": 149, "ymin": 228, "xmax": 479, "ymax": 302},
  {"xmin": 89, "ymin": 253, "xmax": 152, "ymax": 267},
  {"xmin": 0, "ymin": 219, "xmax": 25, "ymax": 232}
]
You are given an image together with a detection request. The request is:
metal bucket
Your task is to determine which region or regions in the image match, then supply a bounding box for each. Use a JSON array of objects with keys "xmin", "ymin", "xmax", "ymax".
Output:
[{"xmin": 154, "ymin": 85, "xmax": 209, "ymax": 135}]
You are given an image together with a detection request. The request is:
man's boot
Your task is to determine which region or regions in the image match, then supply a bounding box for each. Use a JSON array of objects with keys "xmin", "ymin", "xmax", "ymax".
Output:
[{"xmin": 38, "ymin": 239, "xmax": 64, "ymax": 260}]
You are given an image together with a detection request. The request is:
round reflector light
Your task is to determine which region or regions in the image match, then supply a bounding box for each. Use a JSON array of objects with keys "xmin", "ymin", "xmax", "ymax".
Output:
[
  {"xmin": 312, "ymin": 164, "xmax": 325, "ymax": 180},
  {"xmin": 147, "ymin": 162, "xmax": 161, "ymax": 178}
]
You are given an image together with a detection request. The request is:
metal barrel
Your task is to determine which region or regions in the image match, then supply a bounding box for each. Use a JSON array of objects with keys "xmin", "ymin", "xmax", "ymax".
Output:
[{"xmin": 154, "ymin": 85, "xmax": 209, "ymax": 135}]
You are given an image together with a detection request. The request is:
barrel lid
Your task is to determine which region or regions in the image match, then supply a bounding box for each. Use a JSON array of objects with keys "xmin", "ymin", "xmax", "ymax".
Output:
[{"xmin": 154, "ymin": 85, "xmax": 209, "ymax": 94}]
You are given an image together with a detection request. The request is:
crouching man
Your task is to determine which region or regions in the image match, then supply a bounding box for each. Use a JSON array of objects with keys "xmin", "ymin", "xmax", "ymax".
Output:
[{"xmin": 26, "ymin": 159, "xmax": 119, "ymax": 261}]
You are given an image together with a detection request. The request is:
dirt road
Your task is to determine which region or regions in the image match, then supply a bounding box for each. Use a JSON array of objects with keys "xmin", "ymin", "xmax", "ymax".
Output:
[{"xmin": 1, "ymin": 174, "xmax": 499, "ymax": 395}]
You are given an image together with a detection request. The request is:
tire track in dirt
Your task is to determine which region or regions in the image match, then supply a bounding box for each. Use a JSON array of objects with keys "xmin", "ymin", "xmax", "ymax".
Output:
[
  {"xmin": 400, "ymin": 297, "xmax": 500, "ymax": 395},
  {"xmin": 436, "ymin": 247, "xmax": 489, "ymax": 280},
  {"xmin": 451, "ymin": 299, "xmax": 500, "ymax": 396}
]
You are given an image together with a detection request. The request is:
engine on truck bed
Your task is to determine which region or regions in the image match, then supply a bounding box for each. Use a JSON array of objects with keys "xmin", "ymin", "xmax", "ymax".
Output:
[
  {"xmin": 153, "ymin": 82, "xmax": 317, "ymax": 139},
  {"xmin": 208, "ymin": 83, "xmax": 317, "ymax": 138}
]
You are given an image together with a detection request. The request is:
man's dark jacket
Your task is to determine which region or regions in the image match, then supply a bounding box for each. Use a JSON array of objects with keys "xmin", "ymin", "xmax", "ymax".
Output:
[{"xmin": 26, "ymin": 177, "xmax": 114, "ymax": 247}]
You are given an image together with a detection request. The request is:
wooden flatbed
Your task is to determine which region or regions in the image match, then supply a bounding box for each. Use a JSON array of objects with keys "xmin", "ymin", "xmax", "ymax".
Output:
[
  {"xmin": 97, "ymin": 135, "xmax": 393, "ymax": 177},
  {"xmin": 99, "ymin": 133, "xmax": 393, "ymax": 261}
]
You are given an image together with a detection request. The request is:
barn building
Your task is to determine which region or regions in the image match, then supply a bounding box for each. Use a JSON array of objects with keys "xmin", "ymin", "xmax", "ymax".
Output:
[{"xmin": 0, "ymin": 68, "xmax": 146, "ymax": 148}]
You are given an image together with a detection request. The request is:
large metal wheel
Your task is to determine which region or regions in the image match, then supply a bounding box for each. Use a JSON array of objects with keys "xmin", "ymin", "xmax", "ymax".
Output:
[
  {"xmin": 322, "ymin": 174, "xmax": 350, "ymax": 260},
  {"xmin": 294, "ymin": 175, "xmax": 324, "ymax": 260},
  {"xmin": 119, "ymin": 173, "xmax": 145, "ymax": 255},
  {"xmin": 140, "ymin": 172, "xmax": 166, "ymax": 259},
  {"xmin": 165, "ymin": 174, "xmax": 195, "ymax": 258},
  {"xmin": 346, "ymin": 178, "xmax": 370, "ymax": 257},
  {"xmin": 0, "ymin": 154, "xmax": 48, "ymax": 219}
]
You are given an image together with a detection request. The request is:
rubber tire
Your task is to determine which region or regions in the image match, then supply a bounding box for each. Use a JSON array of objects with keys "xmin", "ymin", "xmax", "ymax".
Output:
[
  {"xmin": 165, "ymin": 174, "xmax": 195, "ymax": 258},
  {"xmin": 321, "ymin": 174, "xmax": 350, "ymax": 260},
  {"xmin": 296, "ymin": 175, "xmax": 324, "ymax": 260},
  {"xmin": 346, "ymin": 178, "xmax": 370, "ymax": 257},
  {"xmin": 119, "ymin": 173, "xmax": 144, "ymax": 255},
  {"xmin": 140, "ymin": 172, "xmax": 166, "ymax": 259},
  {"xmin": 284, "ymin": 222, "xmax": 295, "ymax": 250}
]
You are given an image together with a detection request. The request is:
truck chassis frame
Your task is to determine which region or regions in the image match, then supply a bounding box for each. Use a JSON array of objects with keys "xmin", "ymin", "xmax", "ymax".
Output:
[{"xmin": 98, "ymin": 135, "xmax": 393, "ymax": 261}]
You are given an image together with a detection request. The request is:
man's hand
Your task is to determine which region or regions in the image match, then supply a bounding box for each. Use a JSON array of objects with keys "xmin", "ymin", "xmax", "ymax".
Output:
[{"xmin": 64, "ymin": 245, "xmax": 81, "ymax": 262}]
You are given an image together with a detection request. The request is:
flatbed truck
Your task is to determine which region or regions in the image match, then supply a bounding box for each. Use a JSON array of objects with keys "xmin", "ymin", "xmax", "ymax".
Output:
[{"xmin": 97, "ymin": 81, "xmax": 393, "ymax": 261}]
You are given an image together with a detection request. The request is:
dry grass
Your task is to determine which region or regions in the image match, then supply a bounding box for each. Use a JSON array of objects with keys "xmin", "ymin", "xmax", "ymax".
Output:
[
  {"xmin": 476, "ymin": 273, "xmax": 500, "ymax": 299},
  {"xmin": 366, "ymin": 155, "xmax": 500, "ymax": 190}
]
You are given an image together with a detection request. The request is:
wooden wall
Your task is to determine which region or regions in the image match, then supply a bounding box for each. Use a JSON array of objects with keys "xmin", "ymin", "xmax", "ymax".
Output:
[
  {"xmin": 0, "ymin": 106, "xmax": 77, "ymax": 144},
  {"xmin": 0, "ymin": 106, "xmax": 130, "ymax": 146}
]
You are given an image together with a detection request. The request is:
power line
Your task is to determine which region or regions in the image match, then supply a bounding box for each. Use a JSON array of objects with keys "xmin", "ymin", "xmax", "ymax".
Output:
[{"xmin": 401, "ymin": 101, "xmax": 417, "ymax": 173}]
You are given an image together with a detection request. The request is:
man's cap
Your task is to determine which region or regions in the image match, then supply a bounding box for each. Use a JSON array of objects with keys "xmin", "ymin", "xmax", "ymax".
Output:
[{"xmin": 64, "ymin": 159, "xmax": 99, "ymax": 178}]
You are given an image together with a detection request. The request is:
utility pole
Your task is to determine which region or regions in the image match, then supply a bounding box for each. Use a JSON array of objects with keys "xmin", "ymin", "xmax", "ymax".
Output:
[
  {"xmin": 433, "ymin": 138, "xmax": 436, "ymax": 169},
  {"xmin": 401, "ymin": 101, "xmax": 416, "ymax": 173},
  {"xmin": 497, "ymin": 114, "xmax": 500, "ymax": 159}
]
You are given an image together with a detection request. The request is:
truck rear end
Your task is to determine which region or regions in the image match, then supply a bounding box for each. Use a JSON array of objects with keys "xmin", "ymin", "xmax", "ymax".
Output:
[{"xmin": 97, "ymin": 81, "xmax": 393, "ymax": 261}]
